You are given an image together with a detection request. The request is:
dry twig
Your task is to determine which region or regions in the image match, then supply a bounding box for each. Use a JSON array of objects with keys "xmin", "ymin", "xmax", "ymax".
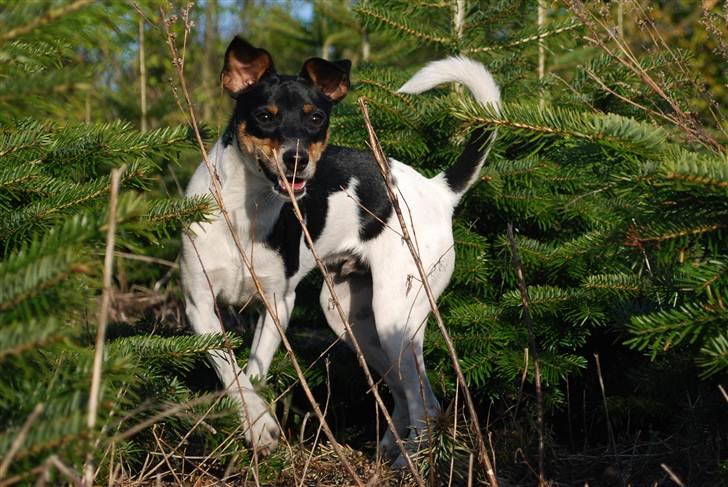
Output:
[
  {"xmin": 0, "ymin": 0, "xmax": 93, "ymax": 42},
  {"xmin": 84, "ymin": 167, "xmax": 122, "ymax": 486},
  {"xmin": 506, "ymin": 224, "xmax": 546, "ymax": 487},
  {"xmin": 158, "ymin": 7, "xmax": 364, "ymax": 485},
  {"xmin": 359, "ymin": 97, "xmax": 499, "ymax": 487},
  {"xmin": 0, "ymin": 404, "xmax": 44, "ymax": 480}
]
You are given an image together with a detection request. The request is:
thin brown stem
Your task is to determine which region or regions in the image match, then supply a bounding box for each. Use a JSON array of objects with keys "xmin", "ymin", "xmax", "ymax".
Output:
[
  {"xmin": 139, "ymin": 15, "xmax": 148, "ymax": 132},
  {"xmin": 151, "ymin": 425, "xmax": 182, "ymax": 485},
  {"xmin": 0, "ymin": 0, "xmax": 93, "ymax": 42},
  {"xmin": 84, "ymin": 167, "xmax": 122, "ymax": 487},
  {"xmin": 359, "ymin": 97, "xmax": 499, "ymax": 487},
  {"xmin": 0, "ymin": 404, "xmax": 44, "ymax": 480},
  {"xmin": 158, "ymin": 8, "xmax": 363, "ymax": 485},
  {"xmin": 506, "ymin": 223, "xmax": 546, "ymax": 487},
  {"xmin": 595, "ymin": 353, "xmax": 624, "ymax": 486}
]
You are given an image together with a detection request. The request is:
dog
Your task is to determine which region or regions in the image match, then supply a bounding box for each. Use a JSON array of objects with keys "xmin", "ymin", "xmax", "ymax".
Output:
[{"xmin": 180, "ymin": 36, "xmax": 499, "ymax": 464}]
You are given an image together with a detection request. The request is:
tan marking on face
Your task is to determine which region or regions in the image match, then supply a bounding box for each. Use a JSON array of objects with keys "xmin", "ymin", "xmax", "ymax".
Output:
[
  {"xmin": 265, "ymin": 105, "xmax": 279, "ymax": 115},
  {"xmin": 302, "ymin": 104, "xmax": 315, "ymax": 114},
  {"xmin": 237, "ymin": 122, "xmax": 280, "ymax": 167},
  {"xmin": 307, "ymin": 130, "xmax": 330, "ymax": 172}
]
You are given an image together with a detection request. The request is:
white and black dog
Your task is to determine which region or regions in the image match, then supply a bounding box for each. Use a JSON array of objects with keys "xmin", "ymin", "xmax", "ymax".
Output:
[{"xmin": 180, "ymin": 36, "xmax": 499, "ymax": 463}]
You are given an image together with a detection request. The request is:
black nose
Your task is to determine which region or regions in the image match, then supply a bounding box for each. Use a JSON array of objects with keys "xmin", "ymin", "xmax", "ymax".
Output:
[{"xmin": 282, "ymin": 149, "xmax": 309, "ymax": 171}]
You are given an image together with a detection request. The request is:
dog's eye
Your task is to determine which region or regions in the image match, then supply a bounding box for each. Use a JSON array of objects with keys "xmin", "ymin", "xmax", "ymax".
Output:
[
  {"xmin": 255, "ymin": 110, "xmax": 274, "ymax": 124},
  {"xmin": 309, "ymin": 112, "xmax": 326, "ymax": 127}
]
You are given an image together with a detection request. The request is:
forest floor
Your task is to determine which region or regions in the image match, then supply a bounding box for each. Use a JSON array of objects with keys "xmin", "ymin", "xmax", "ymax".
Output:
[{"xmin": 108, "ymin": 286, "xmax": 723, "ymax": 487}]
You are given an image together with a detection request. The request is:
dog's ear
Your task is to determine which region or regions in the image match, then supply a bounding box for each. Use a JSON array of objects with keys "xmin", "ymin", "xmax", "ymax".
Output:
[
  {"xmin": 300, "ymin": 58, "xmax": 351, "ymax": 103},
  {"xmin": 221, "ymin": 36, "xmax": 274, "ymax": 97}
]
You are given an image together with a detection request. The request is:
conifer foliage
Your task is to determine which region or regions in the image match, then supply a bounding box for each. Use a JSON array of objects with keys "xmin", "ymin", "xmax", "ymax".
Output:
[
  {"xmin": 344, "ymin": 0, "xmax": 727, "ymax": 416},
  {"xmin": 0, "ymin": 5, "xmax": 239, "ymax": 478},
  {"xmin": 1, "ymin": 0, "xmax": 726, "ymax": 484}
]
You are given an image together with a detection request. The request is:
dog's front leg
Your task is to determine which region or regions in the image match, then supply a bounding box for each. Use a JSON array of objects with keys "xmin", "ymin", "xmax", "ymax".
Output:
[
  {"xmin": 247, "ymin": 292, "xmax": 296, "ymax": 380},
  {"xmin": 184, "ymin": 291, "xmax": 280, "ymax": 454}
]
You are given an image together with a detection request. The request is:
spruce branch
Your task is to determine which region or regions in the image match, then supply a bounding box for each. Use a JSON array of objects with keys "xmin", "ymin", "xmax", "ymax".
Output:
[
  {"xmin": 356, "ymin": 5, "xmax": 452, "ymax": 46},
  {"xmin": 566, "ymin": 0, "xmax": 725, "ymax": 154},
  {"xmin": 462, "ymin": 20, "xmax": 580, "ymax": 54}
]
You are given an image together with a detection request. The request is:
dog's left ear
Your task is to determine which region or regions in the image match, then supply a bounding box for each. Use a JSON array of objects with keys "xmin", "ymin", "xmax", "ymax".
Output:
[{"xmin": 300, "ymin": 58, "xmax": 351, "ymax": 103}]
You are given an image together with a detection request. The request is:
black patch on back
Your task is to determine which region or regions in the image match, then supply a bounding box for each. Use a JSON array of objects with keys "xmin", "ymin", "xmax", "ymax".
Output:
[
  {"xmin": 444, "ymin": 127, "xmax": 491, "ymax": 193},
  {"xmin": 306, "ymin": 145, "xmax": 392, "ymax": 242},
  {"xmin": 263, "ymin": 145, "xmax": 392, "ymax": 277}
]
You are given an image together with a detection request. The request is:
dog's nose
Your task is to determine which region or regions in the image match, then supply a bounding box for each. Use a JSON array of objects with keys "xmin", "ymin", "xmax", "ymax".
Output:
[{"xmin": 282, "ymin": 149, "xmax": 309, "ymax": 171}]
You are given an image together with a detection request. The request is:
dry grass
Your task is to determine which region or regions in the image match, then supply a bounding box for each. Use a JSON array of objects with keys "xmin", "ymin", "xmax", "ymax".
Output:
[{"xmin": 118, "ymin": 442, "xmax": 412, "ymax": 487}]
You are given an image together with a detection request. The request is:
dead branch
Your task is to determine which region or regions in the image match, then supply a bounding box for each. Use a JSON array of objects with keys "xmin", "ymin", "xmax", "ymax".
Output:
[
  {"xmin": 359, "ymin": 97, "xmax": 499, "ymax": 487},
  {"xmin": 506, "ymin": 223, "xmax": 546, "ymax": 487},
  {"xmin": 158, "ymin": 7, "xmax": 364, "ymax": 485},
  {"xmin": 84, "ymin": 167, "xmax": 122, "ymax": 487}
]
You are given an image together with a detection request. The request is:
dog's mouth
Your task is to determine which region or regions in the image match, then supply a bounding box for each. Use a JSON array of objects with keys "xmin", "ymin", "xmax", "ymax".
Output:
[
  {"xmin": 256, "ymin": 157, "xmax": 310, "ymax": 199},
  {"xmin": 275, "ymin": 174, "xmax": 307, "ymax": 196}
]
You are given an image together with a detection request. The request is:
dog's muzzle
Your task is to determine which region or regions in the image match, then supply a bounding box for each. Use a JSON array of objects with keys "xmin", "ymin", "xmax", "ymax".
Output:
[{"xmin": 257, "ymin": 155, "xmax": 310, "ymax": 199}]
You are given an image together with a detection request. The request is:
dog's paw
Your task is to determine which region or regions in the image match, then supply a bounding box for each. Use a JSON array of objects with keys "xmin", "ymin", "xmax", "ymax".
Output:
[
  {"xmin": 379, "ymin": 431, "xmax": 401, "ymax": 461},
  {"xmin": 241, "ymin": 394, "xmax": 280, "ymax": 455},
  {"xmin": 390, "ymin": 453, "xmax": 410, "ymax": 470}
]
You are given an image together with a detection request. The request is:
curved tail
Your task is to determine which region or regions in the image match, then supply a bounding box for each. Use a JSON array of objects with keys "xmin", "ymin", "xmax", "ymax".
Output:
[{"xmin": 398, "ymin": 56, "xmax": 500, "ymax": 205}]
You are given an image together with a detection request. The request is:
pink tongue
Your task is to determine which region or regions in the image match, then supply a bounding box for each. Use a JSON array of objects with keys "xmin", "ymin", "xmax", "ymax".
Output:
[{"xmin": 291, "ymin": 179, "xmax": 306, "ymax": 191}]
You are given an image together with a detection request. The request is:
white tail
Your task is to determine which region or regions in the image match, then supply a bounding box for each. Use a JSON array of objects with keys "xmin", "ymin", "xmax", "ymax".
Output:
[
  {"xmin": 398, "ymin": 57, "xmax": 500, "ymax": 203},
  {"xmin": 398, "ymin": 56, "xmax": 500, "ymax": 108}
]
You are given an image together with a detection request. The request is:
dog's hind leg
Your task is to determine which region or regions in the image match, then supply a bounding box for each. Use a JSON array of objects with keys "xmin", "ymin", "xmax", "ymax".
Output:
[
  {"xmin": 369, "ymin": 253, "xmax": 455, "ymax": 467},
  {"xmin": 319, "ymin": 268, "xmax": 410, "ymax": 460}
]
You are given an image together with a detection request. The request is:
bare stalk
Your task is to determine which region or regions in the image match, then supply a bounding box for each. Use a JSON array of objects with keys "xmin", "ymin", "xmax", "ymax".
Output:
[
  {"xmin": 506, "ymin": 223, "xmax": 546, "ymax": 487},
  {"xmin": 595, "ymin": 353, "xmax": 624, "ymax": 486},
  {"xmin": 538, "ymin": 0, "xmax": 546, "ymax": 108},
  {"xmin": 660, "ymin": 464, "xmax": 686, "ymax": 487},
  {"xmin": 47, "ymin": 456, "xmax": 82, "ymax": 487},
  {"xmin": 272, "ymin": 159, "xmax": 426, "ymax": 486},
  {"xmin": 83, "ymin": 167, "xmax": 122, "ymax": 486},
  {"xmin": 139, "ymin": 15, "xmax": 148, "ymax": 132},
  {"xmin": 158, "ymin": 8, "xmax": 363, "ymax": 485},
  {"xmin": 359, "ymin": 97, "xmax": 499, "ymax": 487}
]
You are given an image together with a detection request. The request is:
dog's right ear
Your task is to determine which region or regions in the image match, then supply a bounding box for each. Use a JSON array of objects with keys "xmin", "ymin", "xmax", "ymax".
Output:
[{"xmin": 221, "ymin": 36, "xmax": 274, "ymax": 97}]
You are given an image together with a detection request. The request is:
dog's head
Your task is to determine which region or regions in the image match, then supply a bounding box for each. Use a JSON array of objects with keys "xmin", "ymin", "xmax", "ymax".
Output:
[{"xmin": 222, "ymin": 36, "xmax": 350, "ymax": 200}]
